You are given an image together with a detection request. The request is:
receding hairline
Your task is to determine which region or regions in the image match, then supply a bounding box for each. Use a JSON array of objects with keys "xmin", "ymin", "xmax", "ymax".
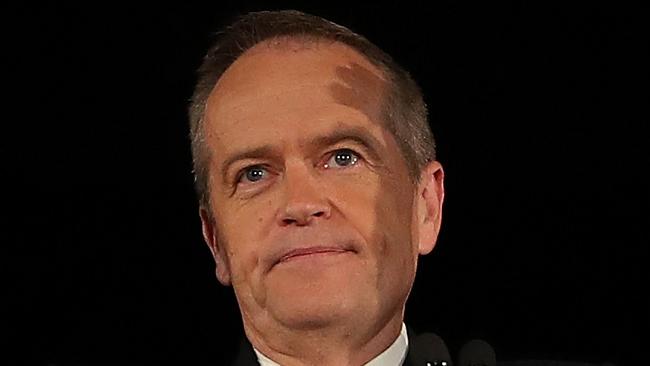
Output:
[
  {"xmin": 203, "ymin": 35, "xmax": 390, "ymax": 110},
  {"xmin": 235, "ymin": 34, "xmax": 385, "ymax": 62},
  {"xmin": 205, "ymin": 36, "xmax": 390, "ymax": 119}
]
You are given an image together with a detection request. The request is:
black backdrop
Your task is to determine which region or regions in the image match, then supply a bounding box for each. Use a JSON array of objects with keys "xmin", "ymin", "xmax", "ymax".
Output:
[{"xmin": 6, "ymin": 2, "xmax": 647, "ymax": 365}]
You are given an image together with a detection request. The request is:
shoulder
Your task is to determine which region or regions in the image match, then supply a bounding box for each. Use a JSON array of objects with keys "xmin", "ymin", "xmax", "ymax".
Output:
[
  {"xmin": 404, "ymin": 327, "xmax": 453, "ymax": 366},
  {"xmin": 404, "ymin": 327, "xmax": 614, "ymax": 366},
  {"xmin": 498, "ymin": 362, "xmax": 616, "ymax": 366}
]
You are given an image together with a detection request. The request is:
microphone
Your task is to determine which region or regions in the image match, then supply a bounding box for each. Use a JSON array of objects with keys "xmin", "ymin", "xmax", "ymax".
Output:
[
  {"xmin": 457, "ymin": 339, "xmax": 496, "ymax": 366},
  {"xmin": 412, "ymin": 332, "xmax": 453, "ymax": 366}
]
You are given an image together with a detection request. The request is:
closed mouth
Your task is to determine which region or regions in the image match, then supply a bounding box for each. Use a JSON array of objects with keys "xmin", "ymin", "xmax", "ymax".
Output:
[{"xmin": 277, "ymin": 247, "xmax": 352, "ymax": 264}]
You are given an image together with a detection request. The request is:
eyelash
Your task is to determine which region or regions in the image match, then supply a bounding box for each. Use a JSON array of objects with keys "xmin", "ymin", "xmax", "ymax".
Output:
[
  {"xmin": 236, "ymin": 164, "xmax": 269, "ymax": 185},
  {"xmin": 235, "ymin": 148, "xmax": 363, "ymax": 185},
  {"xmin": 323, "ymin": 148, "xmax": 360, "ymax": 169}
]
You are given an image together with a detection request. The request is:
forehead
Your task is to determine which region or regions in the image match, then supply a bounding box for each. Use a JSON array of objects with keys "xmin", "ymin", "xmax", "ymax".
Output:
[
  {"xmin": 217, "ymin": 38, "xmax": 385, "ymax": 94},
  {"xmin": 205, "ymin": 39, "xmax": 388, "ymax": 127}
]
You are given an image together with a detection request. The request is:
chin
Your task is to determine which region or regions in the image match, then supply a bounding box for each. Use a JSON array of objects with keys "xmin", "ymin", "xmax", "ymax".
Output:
[
  {"xmin": 274, "ymin": 303, "xmax": 365, "ymax": 331},
  {"xmin": 268, "ymin": 286, "xmax": 374, "ymax": 330}
]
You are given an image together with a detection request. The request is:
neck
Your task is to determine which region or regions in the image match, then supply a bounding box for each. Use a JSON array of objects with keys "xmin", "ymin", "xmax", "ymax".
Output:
[{"xmin": 244, "ymin": 310, "xmax": 404, "ymax": 366}]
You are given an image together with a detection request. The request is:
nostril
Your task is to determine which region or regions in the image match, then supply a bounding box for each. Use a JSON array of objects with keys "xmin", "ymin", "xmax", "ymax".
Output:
[
  {"xmin": 279, "ymin": 205, "xmax": 330, "ymax": 226},
  {"xmin": 282, "ymin": 218, "xmax": 297, "ymax": 225}
]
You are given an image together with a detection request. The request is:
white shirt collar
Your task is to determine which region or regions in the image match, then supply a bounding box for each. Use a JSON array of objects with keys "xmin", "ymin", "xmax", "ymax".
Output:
[{"xmin": 253, "ymin": 323, "xmax": 409, "ymax": 366}]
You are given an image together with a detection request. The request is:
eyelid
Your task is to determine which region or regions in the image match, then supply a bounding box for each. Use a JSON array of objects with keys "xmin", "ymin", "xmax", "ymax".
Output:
[
  {"xmin": 323, "ymin": 148, "xmax": 362, "ymax": 168},
  {"xmin": 235, "ymin": 164, "xmax": 269, "ymax": 184}
]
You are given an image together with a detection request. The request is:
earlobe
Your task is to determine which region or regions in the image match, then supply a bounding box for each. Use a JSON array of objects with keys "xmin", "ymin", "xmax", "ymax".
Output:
[
  {"xmin": 417, "ymin": 161, "xmax": 445, "ymax": 255},
  {"xmin": 199, "ymin": 207, "xmax": 232, "ymax": 286}
]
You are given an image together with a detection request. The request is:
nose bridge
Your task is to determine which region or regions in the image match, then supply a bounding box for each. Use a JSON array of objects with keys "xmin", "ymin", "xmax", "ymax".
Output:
[{"xmin": 278, "ymin": 159, "xmax": 330, "ymax": 226}]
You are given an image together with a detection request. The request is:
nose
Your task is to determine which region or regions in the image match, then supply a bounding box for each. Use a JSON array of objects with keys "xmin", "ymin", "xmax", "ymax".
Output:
[{"xmin": 277, "ymin": 163, "xmax": 331, "ymax": 226}]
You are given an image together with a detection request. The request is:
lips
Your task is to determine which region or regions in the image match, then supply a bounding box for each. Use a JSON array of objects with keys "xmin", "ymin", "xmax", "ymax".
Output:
[
  {"xmin": 266, "ymin": 235, "xmax": 359, "ymax": 273},
  {"xmin": 278, "ymin": 246, "xmax": 350, "ymax": 263}
]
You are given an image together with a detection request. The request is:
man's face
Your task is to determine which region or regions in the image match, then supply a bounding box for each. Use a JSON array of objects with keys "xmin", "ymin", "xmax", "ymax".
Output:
[{"xmin": 201, "ymin": 40, "xmax": 443, "ymax": 334}]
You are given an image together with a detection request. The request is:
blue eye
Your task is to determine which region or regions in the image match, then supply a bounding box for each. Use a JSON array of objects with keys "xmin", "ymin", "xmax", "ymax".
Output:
[
  {"xmin": 326, "ymin": 149, "xmax": 359, "ymax": 168},
  {"xmin": 241, "ymin": 166, "xmax": 266, "ymax": 183}
]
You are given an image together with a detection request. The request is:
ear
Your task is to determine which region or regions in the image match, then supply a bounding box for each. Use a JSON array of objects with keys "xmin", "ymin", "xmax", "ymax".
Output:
[
  {"xmin": 416, "ymin": 161, "xmax": 445, "ymax": 255},
  {"xmin": 199, "ymin": 207, "xmax": 232, "ymax": 286}
]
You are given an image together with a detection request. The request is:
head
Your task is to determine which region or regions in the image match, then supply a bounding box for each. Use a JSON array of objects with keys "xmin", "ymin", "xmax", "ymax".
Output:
[
  {"xmin": 190, "ymin": 10, "xmax": 437, "ymax": 212},
  {"xmin": 188, "ymin": 9, "xmax": 444, "ymax": 349}
]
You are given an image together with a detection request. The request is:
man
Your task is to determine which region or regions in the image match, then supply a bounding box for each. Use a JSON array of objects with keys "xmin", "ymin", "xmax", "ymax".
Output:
[{"xmin": 188, "ymin": 10, "xmax": 445, "ymax": 365}]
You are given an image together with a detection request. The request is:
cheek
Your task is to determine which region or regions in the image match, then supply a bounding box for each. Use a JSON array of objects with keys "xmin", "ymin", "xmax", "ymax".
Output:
[
  {"xmin": 214, "ymin": 207, "xmax": 268, "ymax": 288},
  {"xmin": 330, "ymin": 174, "xmax": 418, "ymax": 295},
  {"xmin": 377, "ymin": 185, "xmax": 417, "ymax": 262},
  {"xmin": 329, "ymin": 171, "xmax": 415, "ymax": 251}
]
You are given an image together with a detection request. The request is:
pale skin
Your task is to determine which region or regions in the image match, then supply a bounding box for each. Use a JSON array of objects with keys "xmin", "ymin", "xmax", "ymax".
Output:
[{"xmin": 199, "ymin": 38, "xmax": 445, "ymax": 365}]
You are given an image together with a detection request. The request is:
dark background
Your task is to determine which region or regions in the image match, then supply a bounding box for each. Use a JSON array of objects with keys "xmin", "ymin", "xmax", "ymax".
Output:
[{"xmin": 6, "ymin": 2, "xmax": 647, "ymax": 365}]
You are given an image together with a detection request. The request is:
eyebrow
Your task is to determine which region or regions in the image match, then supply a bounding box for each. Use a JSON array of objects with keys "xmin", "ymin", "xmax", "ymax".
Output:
[
  {"xmin": 220, "ymin": 145, "xmax": 278, "ymax": 184},
  {"xmin": 219, "ymin": 125, "xmax": 385, "ymax": 183},
  {"xmin": 309, "ymin": 126, "xmax": 384, "ymax": 160}
]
